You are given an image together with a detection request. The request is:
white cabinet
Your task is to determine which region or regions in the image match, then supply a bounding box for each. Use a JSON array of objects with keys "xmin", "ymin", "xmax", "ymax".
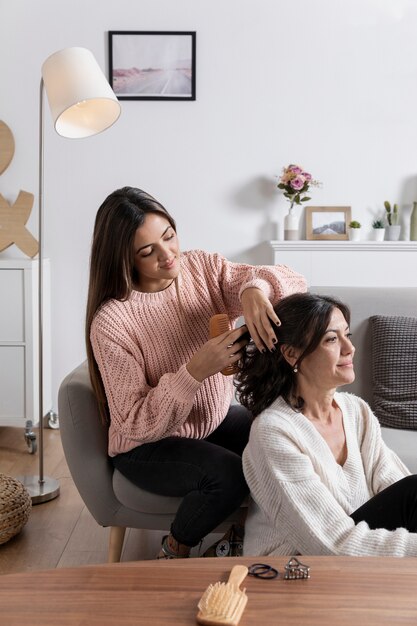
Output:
[
  {"xmin": 268, "ymin": 241, "xmax": 417, "ymax": 287},
  {"xmin": 0, "ymin": 259, "xmax": 51, "ymax": 427}
]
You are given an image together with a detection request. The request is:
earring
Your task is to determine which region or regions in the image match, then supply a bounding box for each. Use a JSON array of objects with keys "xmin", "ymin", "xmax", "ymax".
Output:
[{"xmin": 293, "ymin": 366, "xmax": 298, "ymax": 373}]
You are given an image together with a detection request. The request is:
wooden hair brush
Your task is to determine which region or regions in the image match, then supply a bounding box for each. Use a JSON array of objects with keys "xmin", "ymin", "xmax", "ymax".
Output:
[
  {"xmin": 209, "ymin": 314, "xmax": 238, "ymax": 376},
  {"xmin": 196, "ymin": 564, "xmax": 248, "ymax": 626}
]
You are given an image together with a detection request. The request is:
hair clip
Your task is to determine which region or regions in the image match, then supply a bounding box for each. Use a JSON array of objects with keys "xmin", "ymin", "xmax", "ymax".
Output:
[
  {"xmin": 284, "ymin": 557, "xmax": 310, "ymax": 580},
  {"xmin": 248, "ymin": 563, "xmax": 279, "ymax": 580}
]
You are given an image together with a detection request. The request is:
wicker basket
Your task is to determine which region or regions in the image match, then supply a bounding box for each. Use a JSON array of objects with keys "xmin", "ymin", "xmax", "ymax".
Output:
[{"xmin": 0, "ymin": 474, "xmax": 32, "ymax": 545}]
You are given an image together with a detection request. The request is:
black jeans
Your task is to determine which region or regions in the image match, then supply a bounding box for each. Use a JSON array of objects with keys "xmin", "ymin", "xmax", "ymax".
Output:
[
  {"xmin": 112, "ymin": 405, "xmax": 252, "ymax": 547},
  {"xmin": 351, "ymin": 475, "xmax": 417, "ymax": 531}
]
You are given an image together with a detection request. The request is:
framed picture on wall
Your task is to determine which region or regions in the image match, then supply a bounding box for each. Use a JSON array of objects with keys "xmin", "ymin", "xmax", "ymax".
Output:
[
  {"xmin": 108, "ymin": 31, "xmax": 196, "ymax": 101},
  {"xmin": 305, "ymin": 206, "xmax": 352, "ymax": 240}
]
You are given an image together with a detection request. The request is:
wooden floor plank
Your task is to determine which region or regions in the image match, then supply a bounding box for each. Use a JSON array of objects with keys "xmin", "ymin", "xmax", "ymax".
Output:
[
  {"xmin": 0, "ymin": 474, "xmax": 83, "ymax": 573},
  {"xmin": 0, "ymin": 426, "xmax": 116, "ymax": 573},
  {"xmin": 56, "ymin": 506, "xmax": 110, "ymax": 568}
]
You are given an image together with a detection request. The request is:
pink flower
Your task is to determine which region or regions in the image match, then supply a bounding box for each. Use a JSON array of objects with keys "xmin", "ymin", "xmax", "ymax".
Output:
[
  {"xmin": 289, "ymin": 175, "xmax": 305, "ymax": 190},
  {"xmin": 280, "ymin": 171, "xmax": 293, "ymax": 184},
  {"xmin": 277, "ymin": 163, "xmax": 321, "ymax": 208}
]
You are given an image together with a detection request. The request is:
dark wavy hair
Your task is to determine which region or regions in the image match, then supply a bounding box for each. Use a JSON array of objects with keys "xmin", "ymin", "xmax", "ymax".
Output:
[
  {"xmin": 234, "ymin": 292, "xmax": 351, "ymax": 417},
  {"xmin": 86, "ymin": 186, "xmax": 176, "ymax": 422}
]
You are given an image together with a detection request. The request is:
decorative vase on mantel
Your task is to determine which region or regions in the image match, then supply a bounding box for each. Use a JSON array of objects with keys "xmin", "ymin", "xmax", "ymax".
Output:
[
  {"xmin": 410, "ymin": 202, "xmax": 417, "ymax": 241},
  {"xmin": 401, "ymin": 204, "xmax": 413, "ymax": 241},
  {"xmin": 284, "ymin": 204, "xmax": 300, "ymax": 241}
]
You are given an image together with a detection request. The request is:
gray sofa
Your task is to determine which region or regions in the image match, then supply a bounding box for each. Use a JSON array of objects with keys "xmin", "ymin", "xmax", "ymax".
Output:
[
  {"xmin": 311, "ymin": 286, "xmax": 417, "ymax": 473},
  {"xmin": 59, "ymin": 285, "xmax": 416, "ymax": 562}
]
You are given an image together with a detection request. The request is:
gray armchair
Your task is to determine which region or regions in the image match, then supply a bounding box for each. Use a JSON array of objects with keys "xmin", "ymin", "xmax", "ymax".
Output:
[{"xmin": 58, "ymin": 361, "xmax": 245, "ymax": 562}]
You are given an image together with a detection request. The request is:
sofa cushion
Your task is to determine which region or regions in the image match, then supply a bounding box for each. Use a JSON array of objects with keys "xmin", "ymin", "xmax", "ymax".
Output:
[{"xmin": 370, "ymin": 315, "xmax": 417, "ymax": 430}]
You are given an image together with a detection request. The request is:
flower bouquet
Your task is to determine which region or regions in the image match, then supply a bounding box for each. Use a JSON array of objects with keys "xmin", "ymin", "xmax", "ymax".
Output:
[{"xmin": 277, "ymin": 164, "xmax": 320, "ymax": 214}]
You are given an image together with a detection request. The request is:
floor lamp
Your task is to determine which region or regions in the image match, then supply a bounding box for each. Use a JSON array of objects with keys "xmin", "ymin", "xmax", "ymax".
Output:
[{"xmin": 19, "ymin": 47, "xmax": 121, "ymax": 504}]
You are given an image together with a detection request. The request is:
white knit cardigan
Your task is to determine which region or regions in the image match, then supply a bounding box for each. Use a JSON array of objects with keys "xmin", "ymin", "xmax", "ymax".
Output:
[{"xmin": 242, "ymin": 392, "xmax": 417, "ymax": 556}]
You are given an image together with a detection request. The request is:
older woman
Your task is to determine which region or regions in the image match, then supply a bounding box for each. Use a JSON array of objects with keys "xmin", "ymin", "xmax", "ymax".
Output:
[{"xmin": 235, "ymin": 292, "xmax": 417, "ymax": 557}]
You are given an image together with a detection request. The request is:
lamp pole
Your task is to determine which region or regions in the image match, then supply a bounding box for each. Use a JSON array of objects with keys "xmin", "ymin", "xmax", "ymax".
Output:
[
  {"xmin": 16, "ymin": 47, "xmax": 121, "ymax": 504},
  {"xmin": 17, "ymin": 78, "xmax": 60, "ymax": 504}
]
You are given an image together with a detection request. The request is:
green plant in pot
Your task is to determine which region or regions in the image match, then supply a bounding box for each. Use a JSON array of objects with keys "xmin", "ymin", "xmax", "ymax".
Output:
[
  {"xmin": 384, "ymin": 201, "xmax": 399, "ymax": 226},
  {"xmin": 348, "ymin": 220, "xmax": 361, "ymax": 241},
  {"xmin": 384, "ymin": 201, "xmax": 401, "ymax": 241},
  {"xmin": 372, "ymin": 218, "xmax": 386, "ymax": 241},
  {"xmin": 372, "ymin": 219, "xmax": 385, "ymax": 229}
]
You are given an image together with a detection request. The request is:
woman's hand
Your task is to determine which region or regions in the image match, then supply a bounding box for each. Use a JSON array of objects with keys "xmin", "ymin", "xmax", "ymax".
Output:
[
  {"xmin": 186, "ymin": 326, "xmax": 249, "ymax": 382},
  {"xmin": 240, "ymin": 287, "xmax": 281, "ymax": 352}
]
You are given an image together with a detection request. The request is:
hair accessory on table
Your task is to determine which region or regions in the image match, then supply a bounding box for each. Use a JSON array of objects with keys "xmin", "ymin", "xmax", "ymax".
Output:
[
  {"xmin": 284, "ymin": 557, "xmax": 310, "ymax": 580},
  {"xmin": 248, "ymin": 563, "xmax": 279, "ymax": 580}
]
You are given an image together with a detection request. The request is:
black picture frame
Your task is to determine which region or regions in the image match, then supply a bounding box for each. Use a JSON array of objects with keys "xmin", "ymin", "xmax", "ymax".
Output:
[{"xmin": 108, "ymin": 31, "xmax": 196, "ymax": 101}]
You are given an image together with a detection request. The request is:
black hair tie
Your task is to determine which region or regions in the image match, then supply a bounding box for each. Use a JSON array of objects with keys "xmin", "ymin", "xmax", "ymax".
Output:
[{"xmin": 248, "ymin": 562, "xmax": 279, "ymax": 580}]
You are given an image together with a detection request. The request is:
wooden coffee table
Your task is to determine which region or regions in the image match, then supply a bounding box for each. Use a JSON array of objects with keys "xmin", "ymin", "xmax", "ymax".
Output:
[{"xmin": 0, "ymin": 556, "xmax": 416, "ymax": 625}]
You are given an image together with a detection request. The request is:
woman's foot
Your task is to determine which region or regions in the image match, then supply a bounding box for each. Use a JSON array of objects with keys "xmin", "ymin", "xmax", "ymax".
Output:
[
  {"xmin": 156, "ymin": 533, "xmax": 191, "ymax": 559},
  {"xmin": 202, "ymin": 524, "xmax": 244, "ymax": 558}
]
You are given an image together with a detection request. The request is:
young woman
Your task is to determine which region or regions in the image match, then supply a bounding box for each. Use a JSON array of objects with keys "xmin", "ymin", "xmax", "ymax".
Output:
[
  {"xmin": 235, "ymin": 292, "xmax": 417, "ymax": 557},
  {"xmin": 86, "ymin": 186, "xmax": 307, "ymax": 559}
]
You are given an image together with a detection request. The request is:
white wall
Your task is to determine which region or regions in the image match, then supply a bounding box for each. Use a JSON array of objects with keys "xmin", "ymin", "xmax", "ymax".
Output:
[{"xmin": 1, "ymin": 0, "xmax": 417, "ymax": 410}]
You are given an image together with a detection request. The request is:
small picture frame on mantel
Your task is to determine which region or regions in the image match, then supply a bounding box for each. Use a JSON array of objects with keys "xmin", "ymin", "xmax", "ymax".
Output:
[
  {"xmin": 306, "ymin": 206, "xmax": 352, "ymax": 240},
  {"xmin": 108, "ymin": 30, "xmax": 196, "ymax": 101}
]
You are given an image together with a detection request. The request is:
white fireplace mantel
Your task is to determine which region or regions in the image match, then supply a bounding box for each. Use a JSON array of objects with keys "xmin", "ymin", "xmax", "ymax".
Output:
[{"xmin": 268, "ymin": 240, "xmax": 417, "ymax": 287}]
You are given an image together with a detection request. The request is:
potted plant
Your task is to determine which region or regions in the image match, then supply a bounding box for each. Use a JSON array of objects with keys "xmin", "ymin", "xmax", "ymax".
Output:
[
  {"xmin": 384, "ymin": 201, "xmax": 401, "ymax": 241},
  {"xmin": 348, "ymin": 220, "xmax": 361, "ymax": 241},
  {"xmin": 372, "ymin": 218, "xmax": 386, "ymax": 242}
]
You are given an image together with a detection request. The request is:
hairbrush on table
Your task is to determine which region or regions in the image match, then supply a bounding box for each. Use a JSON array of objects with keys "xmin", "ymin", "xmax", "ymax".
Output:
[{"xmin": 196, "ymin": 564, "xmax": 248, "ymax": 626}]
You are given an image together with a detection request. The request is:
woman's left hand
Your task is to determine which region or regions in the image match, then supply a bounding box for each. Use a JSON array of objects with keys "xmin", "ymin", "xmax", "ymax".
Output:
[{"xmin": 240, "ymin": 287, "xmax": 281, "ymax": 352}]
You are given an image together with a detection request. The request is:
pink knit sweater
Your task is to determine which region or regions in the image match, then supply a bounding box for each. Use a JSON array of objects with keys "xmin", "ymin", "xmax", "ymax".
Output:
[{"xmin": 90, "ymin": 250, "xmax": 307, "ymax": 456}]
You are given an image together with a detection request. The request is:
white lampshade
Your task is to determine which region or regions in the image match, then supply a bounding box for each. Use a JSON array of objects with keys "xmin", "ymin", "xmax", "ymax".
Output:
[{"xmin": 41, "ymin": 47, "xmax": 121, "ymax": 139}]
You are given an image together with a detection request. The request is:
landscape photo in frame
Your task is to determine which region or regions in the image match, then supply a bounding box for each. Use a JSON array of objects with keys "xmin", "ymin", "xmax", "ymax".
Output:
[
  {"xmin": 109, "ymin": 31, "xmax": 196, "ymax": 101},
  {"xmin": 306, "ymin": 206, "xmax": 352, "ymax": 240}
]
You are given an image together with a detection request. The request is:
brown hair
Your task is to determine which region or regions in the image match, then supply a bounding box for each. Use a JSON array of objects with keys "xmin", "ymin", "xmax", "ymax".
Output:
[
  {"xmin": 234, "ymin": 292, "xmax": 351, "ymax": 417},
  {"xmin": 85, "ymin": 186, "xmax": 176, "ymax": 422}
]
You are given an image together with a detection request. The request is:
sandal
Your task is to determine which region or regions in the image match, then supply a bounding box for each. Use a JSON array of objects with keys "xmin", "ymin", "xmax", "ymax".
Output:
[{"xmin": 156, "ymin": 535, "xmax": 190, "ymax": 559}]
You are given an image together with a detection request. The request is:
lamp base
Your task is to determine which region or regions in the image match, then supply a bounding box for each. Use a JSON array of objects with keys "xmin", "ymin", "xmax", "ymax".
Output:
[{"xmin": 15, "ymin": 475, "xmax": 60, "ymax": 505}]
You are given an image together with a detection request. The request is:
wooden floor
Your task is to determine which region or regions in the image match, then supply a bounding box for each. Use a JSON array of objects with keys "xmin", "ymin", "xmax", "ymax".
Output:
[
  {"xmin": 0, "ymin": 425, "xmax": 221, "ymax": 575},
  {"xmin": 0, "ymin": 425, "xmax": 161, "ymax": 573}
]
